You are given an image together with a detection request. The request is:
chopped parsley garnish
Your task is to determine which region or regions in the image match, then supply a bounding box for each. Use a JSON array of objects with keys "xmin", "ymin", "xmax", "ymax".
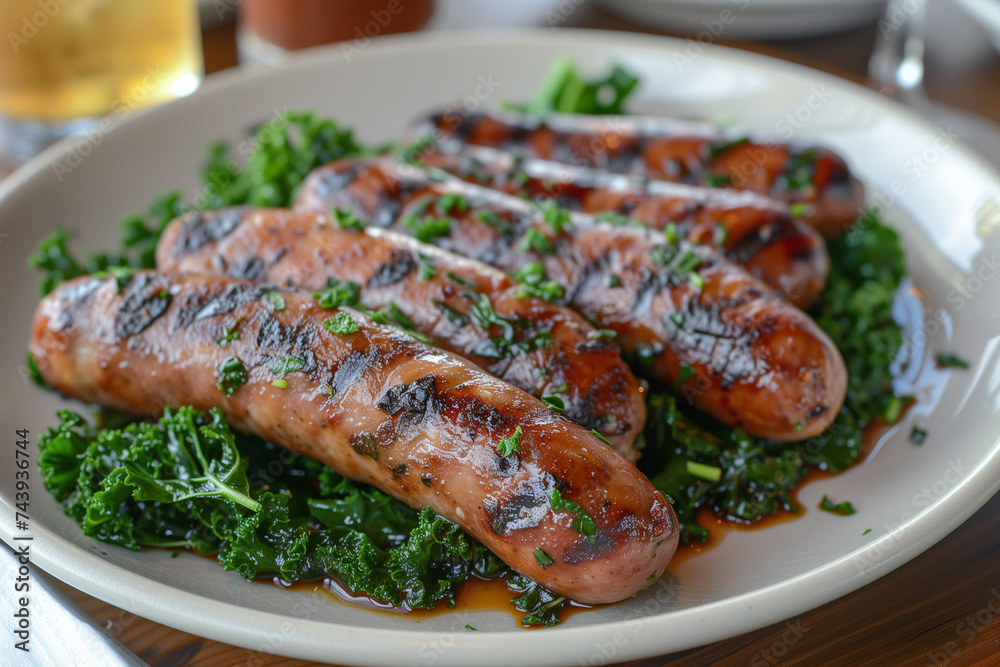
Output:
[
  {"xmin": 438, "ymin": 193, "xmax": 468, "ymax": 215},
  {"xmin": 312, "ymin": 279, "xmax": 360, "ymax": 309},
  {"xmin": 778, "ymin": 151, "xmax": 817, "ymax": 193},
  {"xmin": 650, "ymin": 240, "xmax": 702, "ymax": 287},
  {"xmin": 495, "ymin": 426, "xmax": 522, "ymax": 457},
  {"xmin": 261, "ymin": 290, "xmax": 286, "ymax": 312},
  {"xmin": 674, "ymin": 364, "xmax": 696, "ymax": 389},
  {"xmin": 520, "ymin": 228, "xmax": 555, "ymax": 254},
  {"xmin": 369, "ymin": 303, "xmax": 432, "ymax": 343},
  {"xmin": 513, "ymin": 262, "xmax": 563, "ymax": 302},
  {"xmin": 705, "ymin": 173, "xmax": 732, "ymax": 187},
  {"xmin": 416, "ymin": 253, "xmax": 437, "ymax": 280},
  {"xmin": 401, "ymin": 207, "xmax": 452, "ymax": 243},
  {"xmin": 217, "ymin": 318, "xmax": 242, "ymax": 347},
  {"xmin": 323, "ymin": 312, "xmax": 359, "ymax": 335},
  {"xmin": 936, "ymin": 353, "xmax": 969, "ymax": 369},
  {"xmin": 607, "ymin": 274, "xmax": 621, "ymax": 288},
  {"xmin": 819, "ymin": 495, "xmax": 856, "ymax": 516},
  {"xmin": 709, "ymin": 137, "xmax": 750, "ymax": 160},
  {"xmin": 540, "ymin": 200, "xmax": 572, "ymax": 234},
  {"xmin": 788, "ymin": 202, "xmax": 809, "ymax": 218},
  {"xmin": 216, "ymin": 357, "xmax": 248, "ymax": 396},
  {"xmin": 265, "ymin": 356, "xmax": 305, "ymax": 378},
  {"xmin": 330, "ymin": 206, "xmax": 366, "ymax": 231},
  {"xmin": 910, "ymin": 426, "xmax": 928, "ymax": 444},
  {"xmin": 863, "ymin": 529, "xmax": 872, "ymax": 536},
  {"xmin": 686, "ymin": 460, "xmax": 722, "ymax": 482},
  {"xmin": 713, "ymin": 222, "xmax": 729, "ymax": 245},
  {"xmin": 475, "ymin": 210, "xmax": 513, "ymax": 234},
  {"xmin": 595, "ymin": 211, "xmax": 630, "ymax": 227},
  {"xmin": 548, "ymin": 488, "xmax": 596, "ymax": 541},
  {"xmin": 590, "ymin": 430, "xmax": 613, "ymax": 447},
  {"xmin": 588, "ymin": 329, "xmax": 617, "ymax": 340},
  {"xmin": 541, "ymin": 395, "xmax": 565, "ymax": 412},
  {"xmin": 469, "ymin": 294, "xmax": 515, "ymax": 341},
  {"xmin": 550, "ymin": 384, "xmax": 567, "ymax": 394},
  {"xmin": 533, "ymin": 547, "xmax": 555, "ymax": 569},
  {"xmin": 433, "ymin": 299, "xmax": 470, "ymax": 328},
  {"xmin": 445, "ymin": 272, "xmax": 477, "ymax": 289}
]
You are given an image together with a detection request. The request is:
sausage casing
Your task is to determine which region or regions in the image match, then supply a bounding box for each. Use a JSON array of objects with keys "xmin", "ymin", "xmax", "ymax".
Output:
[
  {"xmin": 30, "ymin": 272, "xmax": 677, "ymax": 604},
  {"xmin": 411, "ymin": 109, "xmax": 864, "ymax": 239},
  {"xmin": 419, "ymin": 146, "xmax": 830, "ymax": 309},
  {"xmin": 155, "ymin": 207, "xmax": 646, "ymax": 458},
  {"xmin": 295, "ymin": 158, "xmax": 848, "ymax": 441}
]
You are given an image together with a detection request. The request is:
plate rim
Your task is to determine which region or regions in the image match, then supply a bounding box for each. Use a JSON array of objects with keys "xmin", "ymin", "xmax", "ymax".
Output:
[{"xmin": 3, "ymin": 26, "xmax": 1000, "ymax": 666}]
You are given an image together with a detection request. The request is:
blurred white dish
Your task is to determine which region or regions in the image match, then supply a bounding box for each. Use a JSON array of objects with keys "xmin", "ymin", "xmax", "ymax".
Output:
[{"xmin": 594, "ymin": 0, "xmax": 886, "ymax": 39}]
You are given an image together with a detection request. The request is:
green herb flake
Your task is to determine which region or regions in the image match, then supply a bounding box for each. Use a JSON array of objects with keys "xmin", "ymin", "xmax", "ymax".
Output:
[
  {"xmin": 541, "ymin": 395, "xmax": 565, "ymax": 412},
  {"xmin": 709, "ymin": 137, "xmax": 750, "ymax": 160},
  {"xmin": 819, "ymin": 494, "xmax": 856, "ymax": 516},
  {"xmin": 673, "ymin": 364, "xmax": 696, "ymax": 389},
  {"xmin": 313, "ymin": 279, "xmax": 360, "ymax": 309},
  {"xmin": 533, "ymin": 547, "xmax": 555, "ymax": 569},
  {"xmin": 445, "ymin": 272, "xmax": 477, "ymax": 289},
  {"xmin": 910, "ymin": 426, "xmax": 928, "ymax": 445},
  {"xmin": 551, "ymin": 384, "xmax": 567, "ymax": 395},
  {"xmin": 323, "ymin": 312, "xmax": 359, "ymax": 335},
  {"xmin": 548, "ymin": 487, "xmax": 597, "ymax": 540},
  {"xmin": 788, "ymin": 203, "xmax": 809, "ymax": 218},
  {"xmin": 587, "ymin": 329, "xmax": 617, "ymax": 340},
  {"xmin": 417, "ymin": 253, "xmax": 437, "ymax": 280},
  {"xmin": 261, "ymin": 290, "xmax": 286, "ymax": 312},
  {"xmin": 512, "ymin": 262, "xmax": 563, "ymax": 302},
  {"xmin": 330, "ymin": 206, "xmax": 366, "ymax": 231},
  {"xmin": 216, "ymin": 357, "xmax": 248, "ymax": 396},
  {"xmin": 217, "ymin": 318, "xmax": 242, "ymax": 347},
  {"xmin": 705, "ymin": 173, "xmax": 732, "ymax": 188},
  {"xmin": 438, "ymin": 193, "xmax": 468, "ymax": 215},
  {"xmin": 265, "ymin": 356, "xmax": 305, "ymax": 378},
  {"xmin": 863, "ymin": 529, "xmax": 872, "ymax": 536},
  {"xmin": 936, "ymin": 353, "xmax": 970, "ymax": 369},
  {"xmin": 271, "ymin": 379, "xmax": 288, "ymax": 389},
  {"xmin": 520, "ymin": 228, "xmax": 555, "ymax": 254},
  {"xmin": 402, "ymin": 212, "xmax": 452, "ymax": 243},
  {"xmin": 607, "ymin": 274, "xmax": 621, "ymax": 288},
  {"xmin": 590, "ymin": 429, "xmax": 613, "ymax": 447},
  {"xmin": 495, "ymin": 426, "xmax": 522, "ymax": 458},
  {"xmin": 595, "ymin": 211, "xmax": 630, "ymax": 227},
  {"xmin": 686, "ymin": 460, "xmax": 722, "ymax": 482},
  {"xmin": 540, "ymin": 200, "xmax": 572, "ymax": 235},
  {"xmin": 713, "ymin": 222, "xmax": 729, "ymax": 245},
  {"xmin": 433, "ymin": 299, "xmax": 470, "ymax": 328},
  {"xmin": 465, "ymin": 624, "xmax": 478, "ymax": 631}
]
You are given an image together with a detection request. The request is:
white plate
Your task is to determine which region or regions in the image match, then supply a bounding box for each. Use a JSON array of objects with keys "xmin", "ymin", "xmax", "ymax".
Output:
[
  {"xmin": 594, "ymin": 0, "xmax": 886, "ymax": 39},
  {"xmin": 3, "ymin": 28, "xmax": 1000, "ymax": 667}
]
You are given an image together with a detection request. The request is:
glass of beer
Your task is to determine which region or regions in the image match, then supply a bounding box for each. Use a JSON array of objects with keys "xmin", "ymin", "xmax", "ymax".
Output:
[{"xmin": 0, "ymin": 0, "xmax": 203, "ymax": 162}]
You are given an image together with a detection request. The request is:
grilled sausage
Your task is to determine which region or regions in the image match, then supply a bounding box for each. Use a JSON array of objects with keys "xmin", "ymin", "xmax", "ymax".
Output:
[
  {"xmin": 295, "ymin": 158, "xmax": 847, "ymax": 441},
  {"xmin": 30, "ymin": 272, "xmax": 677, "ymax": 604},
  {"xmin": 419, "ymin": 146, "xmax": 829, "ymax": 309},
  {"xmin": 411, "ymin": 109, "xmax": 865, "ymax": 239},
  {"xmin": 155, "ymin": 207, "xmax": 646, "ymax": 459}
]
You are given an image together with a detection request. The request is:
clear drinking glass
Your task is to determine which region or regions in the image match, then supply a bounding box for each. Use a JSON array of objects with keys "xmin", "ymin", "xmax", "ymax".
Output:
[{"xmin": 0, "ymin": 0, "xmax": 203, "ymax": 162}]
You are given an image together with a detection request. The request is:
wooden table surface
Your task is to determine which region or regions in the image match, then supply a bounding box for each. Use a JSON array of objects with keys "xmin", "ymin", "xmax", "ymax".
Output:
[{"xmin": 23, "ymin": 8, "xmax": 1000, "ymax": 667}]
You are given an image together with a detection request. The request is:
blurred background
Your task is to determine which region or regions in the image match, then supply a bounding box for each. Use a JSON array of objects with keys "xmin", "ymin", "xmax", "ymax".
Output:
[{"xmin": 0, "ymin": 0, "xmax": 998, "ymax": 175}]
